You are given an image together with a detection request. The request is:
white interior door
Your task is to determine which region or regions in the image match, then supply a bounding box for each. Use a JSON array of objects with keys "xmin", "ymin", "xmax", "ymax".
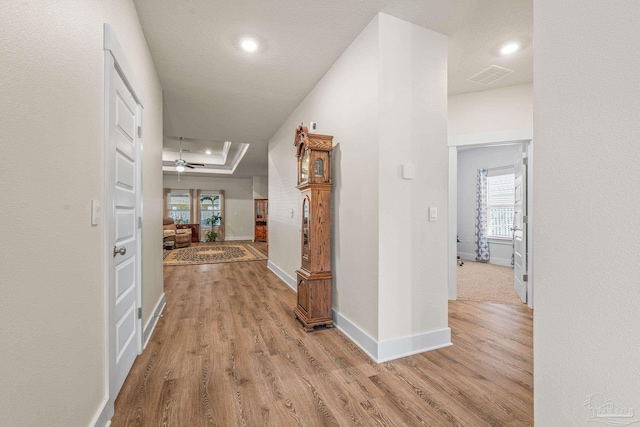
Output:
[
  {"xmin": 513, "ymin": 151, "xmax": 528, "ymax": 303},
  {"xmin": 108, "ymin": 67, "xmax": 140, "ymax": 396}
]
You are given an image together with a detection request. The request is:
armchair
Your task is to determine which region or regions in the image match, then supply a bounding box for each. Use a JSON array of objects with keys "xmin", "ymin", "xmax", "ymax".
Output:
[{"xmin": 163, "ymin": 216, "xmax": 192, "ymax": 248}]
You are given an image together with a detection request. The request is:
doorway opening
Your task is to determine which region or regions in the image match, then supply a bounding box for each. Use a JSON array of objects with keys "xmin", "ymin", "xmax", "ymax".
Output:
[
  {"xmin": 447, "ymin": 130, "xmax": 534, "ymax": 309},
  {"xmin": 456, "ymin": 143, "xmax": 523, "ymax": 305}
]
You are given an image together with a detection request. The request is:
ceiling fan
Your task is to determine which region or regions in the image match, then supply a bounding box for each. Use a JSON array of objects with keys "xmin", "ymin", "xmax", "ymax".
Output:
[{"xmin": 174, "ymin": 137, "xmax": 205, "ymax": 172}]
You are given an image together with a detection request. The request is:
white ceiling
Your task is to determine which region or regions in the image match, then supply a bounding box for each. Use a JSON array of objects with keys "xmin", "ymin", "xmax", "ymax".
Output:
[{"xmin": 133, "ymin": 0, "xmax": 532, "ymax": 178}]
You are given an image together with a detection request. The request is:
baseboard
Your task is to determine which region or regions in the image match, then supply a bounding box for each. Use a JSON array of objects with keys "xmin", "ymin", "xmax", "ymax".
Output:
[
  {"xmin": 332, "ymin": 309, "xmax": 379, "ymax": 361},
  {"xmin": 332, "ymin": 309, "xmax": 452, "ymax": 363},
  {"xmin": 489, "ymin": 257, "xmax": 513, "ymax": 267},
  {"xmin": 458, "ymin": 252, "xmax": 513, "ymax": 267},
  {"xmin": 377, "ymin": 328, "xmax": 452, "ymax": 362},
  {"xmin": 267, "ymin": 261, "xmax": 296, "ymax": 291},
  {"xmin": 225, "ymin": 236, "xmax": 254, "ymax": 241},
  {"xmin": 90, "ymin": 397, "xmax": 112, "ymax": 427},
  {"xmin": 458, "ymin": 252, "xmax": 475, "ymax": 260},
  {"xmin": 143, "ymin": 293, "xmax": 166, "ymax": 349}
]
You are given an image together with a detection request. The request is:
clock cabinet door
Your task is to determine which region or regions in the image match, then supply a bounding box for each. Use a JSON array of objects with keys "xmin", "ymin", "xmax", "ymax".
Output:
[
  {"xmin": 297, "ymin": 277, "xmax": 309, "ymax": 315},
  {"xmin": 300, "ymin": 148, "xmax": 310, "ymax": 184},
  {"xmin": 301, "ymin": 195, "xmax": 311, "ymax": 270}
]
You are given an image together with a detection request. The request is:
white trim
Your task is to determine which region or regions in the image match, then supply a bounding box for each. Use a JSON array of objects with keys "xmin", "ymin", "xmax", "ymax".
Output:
[
  {"xmin": 224, "ymin": 235, "xmax": 255, "ymax": 241},
  {"xmin": 161, "ymin": 142, "xmax": 249, "ymax": 175},
  {"xmin": 377, "ymin": 328, "xmax": 452, "ymax": 363},
  {"xmin": 267, "ymin": 262, "xmax": 451, "ymax": 364},
  {"xmin": 267, "ymin": 261, "xmax": 296, "ymax": 291},
  {"xmin": 487, "ymin": 257, "xmax": 514, "ymax": 267},
  {"xmin": 526, "ymin": 142, "xmax": 534, "ymax": 309},
  {"xmin": 457, "ymin": 252, "xmax": 476, "ymax": 260},
  {"xmin": 332, "ymin": 309, "xmax": 379, "ymax": 361},
  {"xmin": 448, "ymin": 128, "xmax": 532, "ymax": 147},
  {"xmin": 90, "ymin": 398, "xmax": 111, "ymax": 427},
  {"xmin": 103, "ymin": 24, "xmax": 144, "ymax": 107},
  {"xmin": 448, "ymin": 147, "xmax": 458, "ymax": 300},
  {"xmin": 143, "ymin": 293, "xmax": 166, "ymax": 348},
  {"xmin": 102, "ymin": 23, "xmax": 145, "ymax": 425},
  {"xmin": 488, "ymin": 237, "xmax": 513, "ymax": 244},
  {"xmin": 458, "ymin": 252, "xmax": 514, "ymax": 267},
  {"xmin": 135, "ymin": 103, "xmax": 144, "ymax": 355},
  {"xmin": 332, "ymin": 309, "xmax": 452, "ymax": 363}
]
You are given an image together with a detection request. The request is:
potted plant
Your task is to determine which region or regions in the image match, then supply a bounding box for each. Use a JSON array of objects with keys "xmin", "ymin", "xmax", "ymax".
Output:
[{"xmin": 201, "ymin": 195, "xmax": 223, "ymax": 242}]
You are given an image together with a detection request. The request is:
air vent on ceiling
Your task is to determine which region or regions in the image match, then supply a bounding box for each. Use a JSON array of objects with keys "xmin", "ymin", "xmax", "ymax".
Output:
[{"xmin": 467, "ymin": 65, "xmax": 514, "ymax": 86}]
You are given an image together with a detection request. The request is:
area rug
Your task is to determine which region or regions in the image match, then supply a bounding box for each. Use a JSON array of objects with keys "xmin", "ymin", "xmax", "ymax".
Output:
[
  {"xmin": 163, "ymin": 243, "xmax": 268, "ymax": 266},
  {"xmin": 457, "ymin": 260, "xmax": 523, "ymax": 305}
]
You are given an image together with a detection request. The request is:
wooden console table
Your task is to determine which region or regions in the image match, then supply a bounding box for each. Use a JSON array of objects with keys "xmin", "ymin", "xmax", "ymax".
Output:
[{"xmin": 176, "ymin": 223, "xmax": 200, "ymax": 243}]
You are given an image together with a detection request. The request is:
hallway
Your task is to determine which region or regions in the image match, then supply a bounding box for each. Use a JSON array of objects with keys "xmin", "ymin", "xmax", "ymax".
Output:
[{"xmin": 111, "ymin": 259, "xmax": 533, "ymax": 426}]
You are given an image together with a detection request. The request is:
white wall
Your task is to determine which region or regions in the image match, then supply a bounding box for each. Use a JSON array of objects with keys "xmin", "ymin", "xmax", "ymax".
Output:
[
  {"xmin": 448, "ymin": 83, "xmax": 533, "ymax": 136},
  {"xmin": 0, "ymin": 1, "xmax": 163, "ymax": 425},
  {"xmin": 163, "ymin": 174, "xmax": 254, "ymax": 240},
  {"xmin": 268, "ymin": 15, "xmax": 380, "ymax": 338},
  {"xmin": 457, "ymin": 145, "xmax": 522, "ymax": 266},
  {"xmin": 252, "ymin": 175, "xmax": 269, "ymax": 199},
  {"xmin": 534, "ymin": 1, "xmax": 640, "ymax": 424},
  {"xmin": 269, "ymin": 14, "xmax": 448, "ymax": 356},
  {"xmin": 376, "ymin": 14, "xmax": 449, "ymax": 342}
]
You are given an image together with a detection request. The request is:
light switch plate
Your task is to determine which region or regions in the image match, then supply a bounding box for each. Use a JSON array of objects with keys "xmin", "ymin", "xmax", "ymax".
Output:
[
  {"xmin": 402, "ymin": 164, "xmax": 416, "ymax": 180},
  {"xmin": 91, "ymin": 200, "xmax": 101, "ymax": 225},
  {"xmin": 429, "ymin": 207, "xmax": 437, "ymax": 222}
]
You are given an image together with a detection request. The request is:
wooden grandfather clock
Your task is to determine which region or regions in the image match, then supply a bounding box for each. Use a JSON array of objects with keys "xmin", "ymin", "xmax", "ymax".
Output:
[{"xmin": 293, "ymin": 125, "xmax": 334, "ymax": 331}]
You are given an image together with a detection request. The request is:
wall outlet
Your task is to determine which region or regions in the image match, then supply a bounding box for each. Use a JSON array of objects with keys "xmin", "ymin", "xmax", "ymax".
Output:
[{"xmin": 309, "ymin": 122, "xmax": 317, "ymax": 132}]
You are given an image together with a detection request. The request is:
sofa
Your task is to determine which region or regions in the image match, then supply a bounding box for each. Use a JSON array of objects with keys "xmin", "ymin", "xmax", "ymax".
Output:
[{"xmin": 163, "ymin": 217, "xmax": 192, "ymax": 248}]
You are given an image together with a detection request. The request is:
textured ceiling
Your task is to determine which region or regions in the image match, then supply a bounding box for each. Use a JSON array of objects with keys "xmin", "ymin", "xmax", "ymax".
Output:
[{"xmin": 133, "ymin": 0, "xmax": 532, "ymax": 177}]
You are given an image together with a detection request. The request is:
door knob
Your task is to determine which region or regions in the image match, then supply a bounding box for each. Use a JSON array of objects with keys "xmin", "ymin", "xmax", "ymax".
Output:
[{"xmin": 113, "ymin": 246, "xmax": 127, "ymax": 257}]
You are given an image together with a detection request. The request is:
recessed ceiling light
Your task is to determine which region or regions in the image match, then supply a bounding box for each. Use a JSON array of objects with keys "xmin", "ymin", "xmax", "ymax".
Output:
[
  {"xmin": 240, "ymin": 38, "xmax": 258, "ymax": 53},
  {"xmin": 205, "ymin": 149, "xmax": 212, "ymax": 155},
  {"xmin": 500, "ymin": 43, "xmax": 520, "ymax": 55}
]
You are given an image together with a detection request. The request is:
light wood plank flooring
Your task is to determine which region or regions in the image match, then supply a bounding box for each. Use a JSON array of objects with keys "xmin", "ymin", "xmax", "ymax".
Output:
[{"xmin": 111, "ymin": 255, "xmax": 532, "ymax": 426}]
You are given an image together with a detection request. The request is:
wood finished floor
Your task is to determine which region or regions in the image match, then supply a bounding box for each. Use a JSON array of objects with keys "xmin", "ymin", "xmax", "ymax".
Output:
[{"xmin": 112, "ymin": 251, "xmax": 532, "ymax": 426}]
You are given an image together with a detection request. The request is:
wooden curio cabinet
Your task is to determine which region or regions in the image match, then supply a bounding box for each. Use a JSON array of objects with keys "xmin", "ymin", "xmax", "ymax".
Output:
[
  {"xmin": 254, "ymin": 199, "xmax": 268, "ymax": 242},
  {"xmin": 293, "ymin": 125, "xmax": 334, "ymax": 331}
]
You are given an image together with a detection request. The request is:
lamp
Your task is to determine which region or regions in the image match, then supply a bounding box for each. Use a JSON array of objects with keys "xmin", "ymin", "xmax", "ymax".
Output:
[{"xmin": 176, "ymin": 165, "xmax": 185, "ymax": 173}]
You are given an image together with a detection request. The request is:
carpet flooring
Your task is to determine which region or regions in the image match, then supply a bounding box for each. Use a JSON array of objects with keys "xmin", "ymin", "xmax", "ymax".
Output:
[
  {"xmin": 457, "ymin": 260, "xmax": 523, "ymax": 305},
  {"xmin": 163, "ymin": 242, "xmax": 268, "ymax": 266}
]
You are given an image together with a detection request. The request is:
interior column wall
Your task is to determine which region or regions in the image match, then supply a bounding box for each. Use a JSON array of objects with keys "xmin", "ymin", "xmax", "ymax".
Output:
[
  {"xmin": 534, "ymin": 1, "xmax": 640, "ymax": 423},
  {"xmin": 377, "ymin": 14, "xmax": 449, "ymax": 342}
]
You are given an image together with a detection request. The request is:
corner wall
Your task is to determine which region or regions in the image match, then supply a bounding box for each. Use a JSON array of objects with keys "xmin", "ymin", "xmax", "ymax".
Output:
[
  {"xmin": 268, "ymin": 15, "xmax": 381, "ymax": 339},
  {"xmin": 534, "ymin": 1, "xmax": 640, "ymax": 424},
  {"xmin": 268, "ymin": 13, "xmax": 449, "ymax": 359},
  {"xmin": 376, "ymin": 14, "xmax": 449, "ymax": 344},
  {"xmin": 0, "ymin": 1, "xmax": 163, "ymax": 425}
]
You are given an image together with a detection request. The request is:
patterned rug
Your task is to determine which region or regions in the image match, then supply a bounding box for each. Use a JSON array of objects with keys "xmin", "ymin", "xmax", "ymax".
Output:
[{"xmin": 163, "ymin": 243, "xmax": 268, "ymax": 266}]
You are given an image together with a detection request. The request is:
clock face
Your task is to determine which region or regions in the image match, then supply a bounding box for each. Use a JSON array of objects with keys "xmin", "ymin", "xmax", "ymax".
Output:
[{"xmin": 301, "ymin": 148, "xmax": 310, "ymax": 182}]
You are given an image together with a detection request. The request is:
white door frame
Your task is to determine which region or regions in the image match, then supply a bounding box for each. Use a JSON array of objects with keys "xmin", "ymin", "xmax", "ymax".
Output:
[
  {"xmin": 94, "ymin": 24, "xmax": 145, "ymax": 426},
  {"xmin": 447, "ymin": 129, "xmax": 534, "ymax": 309}
]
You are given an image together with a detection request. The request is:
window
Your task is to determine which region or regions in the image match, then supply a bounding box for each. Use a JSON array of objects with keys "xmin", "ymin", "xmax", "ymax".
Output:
[
  {"xmin": 487, "ymin": 172, "xmax": 515, "ymax": 239},
  {"xmin": 167, "ymin": 192, "xmax": 190, "ymax": 224},
  {"xmin": 200, "ymin": 192, "xmax": 221, "ymax": 227}
]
